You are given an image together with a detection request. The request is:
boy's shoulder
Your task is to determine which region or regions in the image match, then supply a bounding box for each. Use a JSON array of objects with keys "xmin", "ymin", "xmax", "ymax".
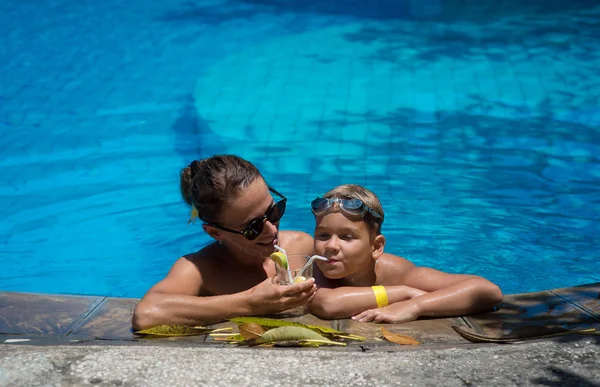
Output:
[
  {"xmin": 278, "ymin": 230, "xmax": 314, "ymax": 255},
  {"xmin": 279, "ymin": 229, "xmax": 312, "ymax": 242},
  {"xmin": 375, "ymin": 253, "xmax": 417, "ymax": 285}
]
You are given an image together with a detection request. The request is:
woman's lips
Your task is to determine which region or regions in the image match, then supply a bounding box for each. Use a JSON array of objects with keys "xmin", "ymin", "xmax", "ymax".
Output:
[{"xmin": 257, "ymin": 237, "xmax": 277, "ymax": 246}]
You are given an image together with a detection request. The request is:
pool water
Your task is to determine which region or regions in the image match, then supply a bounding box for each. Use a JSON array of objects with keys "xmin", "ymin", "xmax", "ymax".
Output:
[{"xmin": 1, "ymin": 0, "xmax": 599, "ymax": 297}]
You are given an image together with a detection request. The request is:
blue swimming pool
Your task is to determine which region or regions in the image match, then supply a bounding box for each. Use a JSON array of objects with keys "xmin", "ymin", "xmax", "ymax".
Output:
[{"xmin": 1, "ymin": 0, "xmax": 599, "ymax": 298}]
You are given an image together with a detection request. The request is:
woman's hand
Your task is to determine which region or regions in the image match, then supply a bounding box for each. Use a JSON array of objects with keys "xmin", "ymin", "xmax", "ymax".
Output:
[
  {"xmin": 351, "ymin": 300, "xmax": 421, "ymax": 323},
  {"xmin": 247, "ymin": 277, "xmax": 317, "ymax": 315}
]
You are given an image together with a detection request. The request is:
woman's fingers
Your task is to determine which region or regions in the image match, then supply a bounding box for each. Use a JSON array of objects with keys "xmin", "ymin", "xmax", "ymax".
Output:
[{"xmin": 283, "ymin": 278, "xmax": 315, "ymax": 294}]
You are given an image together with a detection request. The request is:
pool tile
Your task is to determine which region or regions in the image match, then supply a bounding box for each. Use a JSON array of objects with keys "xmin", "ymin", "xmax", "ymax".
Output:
[
  {"xmin": 338, "ymin": 317, "xmax": 469, "ymax": 347},
  {"xmin": 550, "ymin": 282, "xmax": 600, "ymax": 320},
  {"xmin": 0, "ymin": 292, "xmax": 104, "ymax": 336},
  {"xmin": 69, "ymin": 297, "xmax": 139, "ymax": 340},
  {"xmin": 463, "ymin": 288, "xmax": 600, "ymax": 342}
]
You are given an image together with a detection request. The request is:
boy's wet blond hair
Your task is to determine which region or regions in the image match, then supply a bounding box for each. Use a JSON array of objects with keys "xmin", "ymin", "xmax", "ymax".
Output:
[{"xmin": 322, "ymin": 184, "xmax": 384, "ymax": 236}]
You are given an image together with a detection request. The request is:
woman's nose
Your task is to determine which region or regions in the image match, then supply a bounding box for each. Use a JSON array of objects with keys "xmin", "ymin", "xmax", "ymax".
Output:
[{"xmin": 263, "ymin": 218, "xmax": 278, "ymax": 235}]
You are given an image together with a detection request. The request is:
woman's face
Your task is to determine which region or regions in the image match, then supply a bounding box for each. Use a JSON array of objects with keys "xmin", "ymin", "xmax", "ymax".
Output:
[{"xmin": 214, "ymin": 178, "xmax": 282, "ymax": 259}]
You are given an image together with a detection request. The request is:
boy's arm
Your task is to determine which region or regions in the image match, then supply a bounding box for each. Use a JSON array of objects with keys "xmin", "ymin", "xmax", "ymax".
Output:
[
  {"xmin": 308, "ymin": 265, "xmax": 426, "ymax": 319},
  {"xmin": 353, "ymin": 267, "xmax": 503, "ymax": 323},
  {"xmin": 132, "ymin": 257, "xmax": 315, "ymax": 330},
  {"xmin": 308, "ymin": 285, "xmax": 426, "ymax": 319},
  {"xmin": 401, "ymin": 266, "xmax": 503, "ymax": 316}
]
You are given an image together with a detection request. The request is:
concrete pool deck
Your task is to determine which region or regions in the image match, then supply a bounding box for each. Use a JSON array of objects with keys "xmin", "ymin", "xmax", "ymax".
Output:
[{"xmin": 1, "ymin": 282, "xmax": 599, "ymax": 386}]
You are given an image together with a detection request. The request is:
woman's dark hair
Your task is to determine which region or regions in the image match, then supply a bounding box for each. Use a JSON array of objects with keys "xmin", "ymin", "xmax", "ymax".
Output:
[{"xmin": 180, "ymin": 155, "xmax": 262, "ymax": 223}]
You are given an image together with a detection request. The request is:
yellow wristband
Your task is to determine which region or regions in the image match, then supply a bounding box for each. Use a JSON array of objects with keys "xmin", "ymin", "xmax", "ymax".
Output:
[{"xmin": 372, "ymin": 285, "xmax": 389, "ymax": 308}]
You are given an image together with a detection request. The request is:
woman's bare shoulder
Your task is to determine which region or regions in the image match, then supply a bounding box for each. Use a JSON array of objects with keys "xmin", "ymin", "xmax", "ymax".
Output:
[
  {"xmin": 145, "ymin": 246, "xmax": 214, "ymax": 296},
  {"xmin": 182, "ymin": 242, "xmax": 223, "ymax": 268},
  {"xmin": 155, "ymin": 243, "xmax": 224, "ymax": 296}
]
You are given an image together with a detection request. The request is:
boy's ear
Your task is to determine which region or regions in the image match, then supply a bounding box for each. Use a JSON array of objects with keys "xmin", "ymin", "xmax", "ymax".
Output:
[
  {"xmin": 371, "ymin": 234, "xmax": 385, "ymax": 260},
  {"xmin": 202, "ymin": 224, "xmax": 223, "ymax": 243}
]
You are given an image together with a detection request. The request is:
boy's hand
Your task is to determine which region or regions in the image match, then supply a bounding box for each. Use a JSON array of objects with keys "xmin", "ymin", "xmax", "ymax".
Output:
[{"xmin": 351, "ymin": 300, "xmax": 420, "ymax": 323}]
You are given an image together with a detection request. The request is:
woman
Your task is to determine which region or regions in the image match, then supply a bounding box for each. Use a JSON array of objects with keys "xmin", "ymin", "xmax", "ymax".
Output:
[{"xmin": 132, "ymin": 155, "xmax": 316, "ymax": 330}]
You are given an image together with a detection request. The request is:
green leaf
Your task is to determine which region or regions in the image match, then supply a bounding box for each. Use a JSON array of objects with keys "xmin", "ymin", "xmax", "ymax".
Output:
[
  {"xmin": 229, "ymin": 317, "xmax": 306, "ymax": 329},
  {"xmin": 210, "ymin": 333, "xmax": 244, "ymax": 342},
  {"xmin": 258, "ymin": 326, "xmax": 326, "ymax": 343},
  {"xmin": 135, "ymin": 325, "xmax": 220, "ymax": 337},
  {"xmin": 239, "ymin": 326, "xmax": 345, "ymax": 347},
  {"xmin": 228, "ymin": 317, "xmax": 365, "ymax": 341},
  {"xmin": 306, "ymin": 325, "xmax": 366, "ymax": 341}
]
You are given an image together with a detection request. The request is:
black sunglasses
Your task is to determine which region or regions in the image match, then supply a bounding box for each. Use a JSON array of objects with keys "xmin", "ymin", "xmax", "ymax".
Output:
[{"xmin": 207, "ymin": 187, "xmax": 287, "ymax": 240}]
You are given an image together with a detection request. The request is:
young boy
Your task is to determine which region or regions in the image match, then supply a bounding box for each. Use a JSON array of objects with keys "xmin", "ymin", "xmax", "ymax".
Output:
[{"xmin": 307, "ymin": 184, "xmax": 503, "ymax": 323}]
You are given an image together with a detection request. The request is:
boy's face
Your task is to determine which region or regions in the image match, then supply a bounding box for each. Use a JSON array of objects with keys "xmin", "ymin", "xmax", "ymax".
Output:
[{"xmin": 314, "ymin": 212, "xmax": 376, "ymax": 280}]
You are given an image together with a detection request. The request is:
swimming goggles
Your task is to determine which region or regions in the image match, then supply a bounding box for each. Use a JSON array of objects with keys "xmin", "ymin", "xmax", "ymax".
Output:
[
  {"xmin": 311, "ymin": 197, "xmax": 381, "ymax": 219},
  {"xmin": 207, "ymin": 187, "xmax": 287, "ymax": 240}
]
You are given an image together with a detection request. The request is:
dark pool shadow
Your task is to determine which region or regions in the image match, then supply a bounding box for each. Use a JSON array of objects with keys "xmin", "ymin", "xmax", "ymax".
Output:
[
  {"xmin": 157, "ymin": 0, "xmax": 413, "ymax": 26},
  {"xmin": 155, "ymin": 0, "xmax": 600, "ymax": 66},
  {"xmin": 341, "ymin": 8, "xmax": 600, "ymax": 64},
  {"xmin": 532, "ymin": 367, "xmax": 600, "ymax": 387},
  {"xmin": 158, "ymin": 0, "xmax": 263, "ymax": 25},
  {"xmin": 550, "ymin": 333, "xmax": 600, "ymax": 346},
  {"xmin": 309, "ymin": 98, "xmax": 600, "ymax": 137},
  {"xmin": 309, "ymin": 108, "xmax": 600, "ymax": 140},
  {"xmin": 171, "ymin": 94, "xmax": 226, "ymax": 163},
  {"xmin": 236, "ymin": 0, "xmax": 600, "ymax": 22},
  {"xmin": 159, "ymin": 0, "xmax": 600, "ymax": 26}
]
